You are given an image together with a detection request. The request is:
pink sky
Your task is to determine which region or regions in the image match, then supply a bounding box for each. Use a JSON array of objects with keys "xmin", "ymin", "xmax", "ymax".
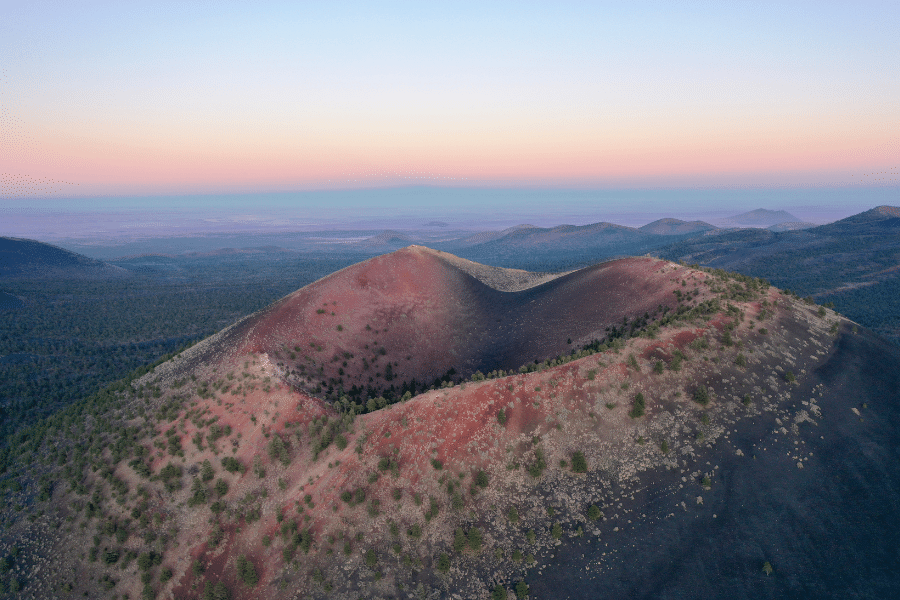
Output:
[{"xmin": 1, "ymin": 2, "xmax": 898, "ymax": 198}]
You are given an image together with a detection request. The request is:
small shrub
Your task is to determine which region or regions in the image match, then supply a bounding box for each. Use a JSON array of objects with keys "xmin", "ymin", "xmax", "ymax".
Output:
[
  {"xmin": 214, "ymin": 479, "xmax": 228, "ymax": 497},
  {"xmin": 527, "ymin": 448, "xmax": 547, "ymax": 478},
  {"xmin": 436, "ymin": 553, "xmax": 450, "ymax": 573},
  {"xmin": 492, "ymin": 584, "xmax": 508, "ymax": 600},
  {"xmin": 653, "ymin": 361, "xmax": 664, "ymax": 374},
  {"xmin": 453, "ymin": 528, "xmax": 467, "ymax": 553},
  {"xmin": 571, "ymin": 451, "xmax": 588, "ymax": 473},
  {"xmin": 629, "ymin": 393, "xmax": 645, "ymax": 418},
  {"xmin": 627, "ymin": 354, "xmax": 640, "ymax": 372},
  {"xmin": 551, "ymin": 522, "xmax": 562, "ymax": 539},
  {"xmin": 516, "ymin": 580, "xmax": 530, "ymax": 598},
  {"xmin": 508, "ymin": 506, "xmax": 519, "ymax": 523},
  {"xmin": 467, "ymin": 528, "xmax": 482, "ymax": 552},
  {"xmin": 201, "ymin": 460, "xmax": 215, "ymax": 482},
  {"xmin": 364, "ymin": 549, "xmax": 378, "ymax": 569},
  {"xmin": 221, "ymin": 456, "xmax": 241, "ymax": 473},
  {"xmin": 202, "ymin": 581, "xmax": 229, "ymax": 600},
  {"xmin": 497, "ymin": 409, "xmax": 507, "ymax": 425},
  {"xmin": 587, "ymin": 504, "xmax": 602, "ymax": 521},
  {"xmin": 431, "ymin": 458, "xmax": 443, "ymax": 470},
  {"xmin": 692, "ymin": 386, "xmax": 710, "ymax": 406},
  {"xmin": 236, "ymin": 555, "xmax": 258, "ymax": 586},
  {"xmin": 669, "ymin": 352, "xmax": 683, "ymax": 372},
  {"xmin": 474, "ymin": 470, "xmax": 489, "ymax": 488}
]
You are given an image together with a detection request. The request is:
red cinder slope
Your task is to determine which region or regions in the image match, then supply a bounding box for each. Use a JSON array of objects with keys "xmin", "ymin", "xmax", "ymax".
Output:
[
  {"xmin": 97, "ymin": 249, "xmax": 851, "ymax": 600},
  {"xmin": 170, "ymin": 246, "xmax": 689, "ymax": 399}
]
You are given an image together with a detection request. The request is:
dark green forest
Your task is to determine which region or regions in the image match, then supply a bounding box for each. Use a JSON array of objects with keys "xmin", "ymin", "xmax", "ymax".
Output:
[{"xmin": 0, "ymin": 253, "xmax": 367, "ymax": 440}]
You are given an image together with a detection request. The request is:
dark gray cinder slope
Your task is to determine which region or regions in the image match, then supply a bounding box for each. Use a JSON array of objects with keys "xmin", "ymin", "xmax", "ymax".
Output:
[{"xmin": 531, "ymin": 322, "xmax": 900, "ymax": 600}]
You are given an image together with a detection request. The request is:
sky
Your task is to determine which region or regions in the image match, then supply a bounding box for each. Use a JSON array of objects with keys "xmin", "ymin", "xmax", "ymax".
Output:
[{"xmin": 1, "ymin": 1, "xmax": 898, "ymax": 219}]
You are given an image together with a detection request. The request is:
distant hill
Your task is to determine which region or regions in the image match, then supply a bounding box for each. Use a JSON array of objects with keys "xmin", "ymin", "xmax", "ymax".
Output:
[
  {"xmin": 767, "ymin": 221, "xmax": 817, "ymax": 232},
  {"xmin": 719, "ymin": 208, "xmax": 800, "ymax": 228},
  {"xmin": 182, "ymin": 246, "xmax": 295, "ymax": 257},
  {"xmin": 439, "ymin": 222, "xmax": 677, "ymax": 270},
  {"xmin": 0, "ymin": 236, "xmax": 129, "ymax": 279},
  {"xmin": 438, "ymin": 224, "xmax": 538, "ymax": 249},
  {"xmin": 361, "ymin": 229, "xmax": 415, "ymax": 248},
  {"xmin": 810, "ymin": 205, "xmax": 900, "ymax": 235},
  {"xmin": 638, "ymin": 218, "xmax": 717, "ymax": 236}
]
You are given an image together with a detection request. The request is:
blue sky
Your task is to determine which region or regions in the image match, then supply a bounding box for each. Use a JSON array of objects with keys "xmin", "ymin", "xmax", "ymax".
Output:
[{"xmin": 0, "ymin": 1, "xmax": 897, "ymax": 223}]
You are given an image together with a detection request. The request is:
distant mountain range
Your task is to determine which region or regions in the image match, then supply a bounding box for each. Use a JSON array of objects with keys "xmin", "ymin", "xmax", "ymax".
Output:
[
  {"xmin": 658, "ymin": 205, "xmax": 900, "ymax": 342},
  {"xmin": 353, "ymin": 210, "xmax": 822, "ymax": 270},
  {"xmin": 6, "ymin": 206, "xmax": 899, "ymax": 343},
  {"xmin": 659, "ymin": 205, "xmax": 900, "ymax": 277}
]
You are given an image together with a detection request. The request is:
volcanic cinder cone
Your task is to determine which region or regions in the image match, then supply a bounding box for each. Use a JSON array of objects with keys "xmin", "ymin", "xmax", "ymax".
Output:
[{"xmin": 7, "ymin": 247, "xmax": 900, "ymax": 600}]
